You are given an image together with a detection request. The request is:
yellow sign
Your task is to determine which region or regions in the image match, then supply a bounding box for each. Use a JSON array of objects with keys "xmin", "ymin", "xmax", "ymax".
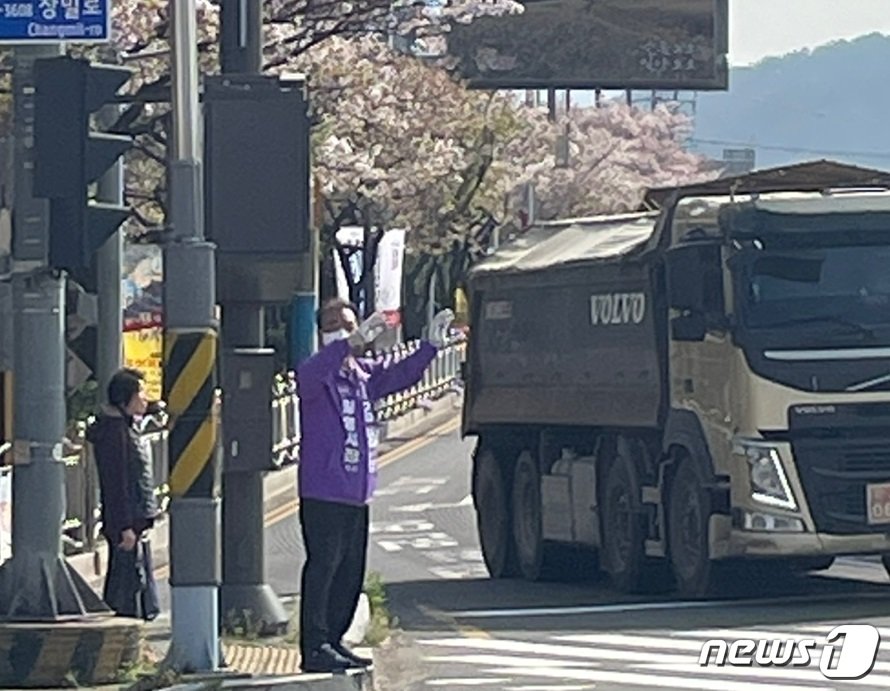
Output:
[{"xmin": 123, "ymin": 327, "xmax": 163, "ymax": 401}]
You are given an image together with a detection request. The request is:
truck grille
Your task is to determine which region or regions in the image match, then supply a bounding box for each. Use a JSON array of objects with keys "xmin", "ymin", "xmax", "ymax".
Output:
[{"xmin": 791, "ymin": 438, "xmax": 890, "ymax": 534}]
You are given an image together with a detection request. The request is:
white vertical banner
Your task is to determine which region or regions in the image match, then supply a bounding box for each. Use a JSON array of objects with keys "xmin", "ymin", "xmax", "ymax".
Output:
[
  {"xmin": 376, "ymin": 229, "xmax": 406, "ymax": 327},
  {"xmin": 0, "ymin": 468, "xmax": 10, "ymax": 563},
  {"xmin": 333, "ymin": 226, "xmax": 365, "ymax": 304},
  {"xmin": 333, "ymin": 248, "xmax": 350, "ymax": 302}
]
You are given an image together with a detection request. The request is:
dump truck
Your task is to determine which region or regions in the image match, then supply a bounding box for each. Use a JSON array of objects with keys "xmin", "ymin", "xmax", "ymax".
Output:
[{"xmin": 462, "ymin": 185, "xmax": 890, "ymax": 597}]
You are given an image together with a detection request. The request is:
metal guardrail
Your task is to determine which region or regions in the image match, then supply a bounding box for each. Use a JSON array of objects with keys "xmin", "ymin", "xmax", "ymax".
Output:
[
  {"xmin": 376, "ymin": 339, "xmax": 466, "ymax": 421},
  {"xmin": 48, "ymin": 338, "xmax": 466, "ymax": 556}
]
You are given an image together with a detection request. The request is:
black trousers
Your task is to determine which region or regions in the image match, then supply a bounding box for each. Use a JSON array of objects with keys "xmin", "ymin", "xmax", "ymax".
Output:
[{"xmin": 299, "ymin": 498, "xmax": 369, "ymax": 658}]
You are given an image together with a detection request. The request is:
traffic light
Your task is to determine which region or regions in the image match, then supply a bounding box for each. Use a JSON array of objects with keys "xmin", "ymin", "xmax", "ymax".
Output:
[{"xmin": 32, "ymin": 56, "xmax": 133, "ymax": 273}]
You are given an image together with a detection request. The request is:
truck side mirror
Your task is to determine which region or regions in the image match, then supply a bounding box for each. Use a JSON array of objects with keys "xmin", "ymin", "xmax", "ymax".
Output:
[
  {"xmin": 671, "ymin": 313, "xmax": 707, "ymax": 342},
  {"xmin": 666, "ymin": 243, "xmax": 724, "ymax": 313}
]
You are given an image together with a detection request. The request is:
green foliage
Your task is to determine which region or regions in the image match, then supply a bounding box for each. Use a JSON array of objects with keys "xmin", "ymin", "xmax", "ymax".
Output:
[
  {"xmin": 67, "ymin": 378, "xmax": 99, "ymax": 425},
  {"xmin": 363, "ymin": 571, "xmax": 393, "ymax": 646}
]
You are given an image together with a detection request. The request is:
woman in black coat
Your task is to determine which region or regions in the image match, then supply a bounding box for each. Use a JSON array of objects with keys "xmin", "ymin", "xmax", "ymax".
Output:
[{"xmin": 86, "ymin": 367, "xmax": 160, "ymax": 620}]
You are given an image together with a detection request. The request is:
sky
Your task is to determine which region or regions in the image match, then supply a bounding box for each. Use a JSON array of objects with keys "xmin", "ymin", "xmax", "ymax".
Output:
[{"xmin": 729, "ymin": 0, "xmax": 890, "ymax": 66}]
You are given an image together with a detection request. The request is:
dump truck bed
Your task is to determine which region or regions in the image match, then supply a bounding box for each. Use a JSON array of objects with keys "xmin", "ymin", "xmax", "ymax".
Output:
[{"xmin": 465, "ymin": 212, "xmax": 668, "ymax": 432}]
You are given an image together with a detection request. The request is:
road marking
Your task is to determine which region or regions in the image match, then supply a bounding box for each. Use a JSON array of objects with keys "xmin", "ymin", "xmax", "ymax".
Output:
[
  {"xmin": 445, "ymin": 590, "xmax": 890, "ymax": 619},
  {"xmin": 417, "ymin": 605, "xmax": 491, "ymax": 641},
  {"xmin": 428, "ymin": 564, "xmax": 489, "ymax": 580},
  {"xmin": 425, "ymin": 653, "xmax": 831, "ymax": 691},
  {"xmin": 482, "ymin": 665, "xmax": 829, "ymax": 691},
  {"xmin": 638, "ymin": 659, "xmax": 890, "ymax": 683},
  {"xmin": 562, "ymin": 631, "xmax": 890, "ymax": 674},
  {"xmin": 154, "ymin": 414, "xmax": 461, "ymax": 580},
  {"xmin": 391, "ymin": 495, "xmax": 474, "ymax": 513},
  {"xmin": 556, "ymin": 633, "xmax": 707, "ymax": 652},
  {"xmin": 419, "ymin": 628, "xmax": 890, "ymax": 689},
  {"xmin": 795, "ymin": 624, "xmax": 890, "ymax": 638},
  {"xmin": 426, "ymin": 680, "xmax": 509, "ymax": 687},
  {"xmin": 426, "ymin": 654, "xmax": 600, "ymax": 670},
  {"xmin": 420, "ymin": 640, "xmax": 839, "ymax": 691}
]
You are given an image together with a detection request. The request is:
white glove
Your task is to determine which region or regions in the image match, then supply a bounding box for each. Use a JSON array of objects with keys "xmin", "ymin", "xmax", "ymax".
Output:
[
  {"xmin": 349, "ymin": 312, "xmax": 388, "ymax": 349},
  {"xmin": 428, "ymin": 309, "xmax": 455, "ymax": 348}
]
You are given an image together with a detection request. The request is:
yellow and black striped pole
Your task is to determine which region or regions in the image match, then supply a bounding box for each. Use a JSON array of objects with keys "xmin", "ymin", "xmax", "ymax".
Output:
[
  {"xmin": 162, "ymin": 249, "xmax": 222, "ymax": 671},
  {"xmin": 161, "ymin": 0, "xmax": 221, "ymax": 667},
  {"xmin": 165, "ymin": 328, "xmax": 218, "ymax": 498}
]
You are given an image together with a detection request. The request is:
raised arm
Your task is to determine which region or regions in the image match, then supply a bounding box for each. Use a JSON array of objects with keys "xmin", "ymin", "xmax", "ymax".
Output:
[
  {"xmin": 296, "ymin": 339, "xmax": 351, "ymax": 401},
  {"xmin": 368, "ymin": 309, "xmax": 455, "ymax": 400},
  {"xmin": 368, "ymin": 342, "xmax": 438, "ymax": 401}
]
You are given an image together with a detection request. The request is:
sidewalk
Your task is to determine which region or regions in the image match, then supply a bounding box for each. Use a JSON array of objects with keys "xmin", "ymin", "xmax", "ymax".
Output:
[{"xmin": 68, "ymin": 391, "xmax": 463, "ymax": 690}]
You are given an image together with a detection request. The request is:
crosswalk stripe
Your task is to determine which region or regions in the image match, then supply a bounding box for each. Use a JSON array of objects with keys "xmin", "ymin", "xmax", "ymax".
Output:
[
  {"xmin": 555, "ymin": 627, "xmax": 890, "ymax": 672},
  {"xmin": 422, "ymin": 636, "xmax": 813, "ymax": 669},
  {"xmin": 556, "ymin": 633, "xmax": 714, "ymax": 651},
  {"xmin": 422, "ymin": 634, "xmax": 890, "ymax": 683},
  {"xmin": 420, "ymin": 637, "xmax": 695, "ymax": 665},
  {"xmin": 671, "ymin": 628, "xmax": 822, "ymax": 640},
  {"xmin": 795, "ymin": 625, "xmax": 890, "ymax": 639},
  {"xmin": 426, "ymin": 679, "xmax": 510, "ymax": 686},
  {"xmin": 446, "ymin": 591, "xmax": 890, "ymax": 619},
  {"xmin": 482, "ymin": 661, "xmax": 831, "ymax": 691},
  {"xmin": 427, "ymin": 653, "xmax": 601, "ymax": 670},
  {"xmin": 639, "ymin": 660, "xmax": 890, "ymax": 686},
  {"xmin": 426, "ymin": 643, "xmax": 890, "ymax": 684},
  {"xmin": 504, "ymin": 686, "xmax": 597, "ymax": 690}
]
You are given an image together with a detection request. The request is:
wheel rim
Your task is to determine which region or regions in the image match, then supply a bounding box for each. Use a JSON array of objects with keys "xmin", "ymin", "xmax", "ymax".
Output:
[
  {"xmin": 607, "ymin": 477, "xmax": 632, "ymax": 573},
  {"xmin": 675, "ymin": 480, "xmax": 703, "ymax": 580}
]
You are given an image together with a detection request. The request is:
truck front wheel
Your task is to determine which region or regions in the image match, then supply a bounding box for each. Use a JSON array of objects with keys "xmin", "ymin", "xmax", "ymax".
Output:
[
  {"xmin": 668, "ymin": 454, "xmax": 715, "ymax": 598},
  {"xmin": 474, "ymin": 448, "xmax": 519, "ymax": 579},
  {"xmin": 602, "ymin": 454, "xmax": 652, "ymax": 593}
]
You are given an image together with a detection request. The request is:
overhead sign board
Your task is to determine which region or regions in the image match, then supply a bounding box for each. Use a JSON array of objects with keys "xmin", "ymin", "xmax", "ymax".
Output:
[
  {"xmin": 0, "ymin": 0, "xmax": 110, "ymax": 44},
  {"xmin": 444, "ymin": 0, "xmax": 729, "ymax": 91}
]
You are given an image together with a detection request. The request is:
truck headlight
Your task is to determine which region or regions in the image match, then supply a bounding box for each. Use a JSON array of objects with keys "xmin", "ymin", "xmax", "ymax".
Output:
[{"xmin": 734, "ymin": 441, "xmax": 798, "ymax": 512}]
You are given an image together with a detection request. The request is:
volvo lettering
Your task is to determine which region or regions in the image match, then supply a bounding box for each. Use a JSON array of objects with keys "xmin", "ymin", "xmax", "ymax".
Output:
[{"xmin": 590, "ymin": 292, "xmax": 646, "ymax": 326}]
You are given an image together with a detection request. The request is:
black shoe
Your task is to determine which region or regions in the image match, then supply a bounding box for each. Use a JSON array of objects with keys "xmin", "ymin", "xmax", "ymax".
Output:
[
  {"xmin": 332, "ymin": 642, "xmax": 373, "ymax": 667},
  {"xmin": 301, "ymin": 643, "xmax": 352, "ymax": 673}
]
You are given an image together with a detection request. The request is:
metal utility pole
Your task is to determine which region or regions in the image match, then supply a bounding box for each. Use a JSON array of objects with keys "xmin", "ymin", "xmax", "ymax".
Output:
[
  {"xmin": 164, "ymin": 0, "xmax": 222, "ymax": 670},
  {"xmin": 288, "ymin": 175, "xmax": 321, "ymax": 369},
  {"xmin": 217, "ymin": 0, "xmax": 289, "ymax": 635},
  {"xmin": 95, "ymin": 106, "xmax": 124, "ymax": 398},
  {"xmin": 221, "ymin": 0, "xmax": 262, "ymax": 74},
  {"xmin": 0, "ymin": 44, "xmax": 110, "ymax": 620}
]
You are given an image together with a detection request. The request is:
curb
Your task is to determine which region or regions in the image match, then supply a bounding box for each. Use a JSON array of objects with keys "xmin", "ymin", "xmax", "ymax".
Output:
[{"xmin": 168, "ymin": 667, "xmax": 372, "ymax": 690}]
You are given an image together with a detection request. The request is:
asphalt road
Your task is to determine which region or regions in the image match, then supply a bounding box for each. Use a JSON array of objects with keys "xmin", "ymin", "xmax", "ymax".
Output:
[{"xmin": 159, "ymin": 418, "xmax": 890, "ymax": 689}]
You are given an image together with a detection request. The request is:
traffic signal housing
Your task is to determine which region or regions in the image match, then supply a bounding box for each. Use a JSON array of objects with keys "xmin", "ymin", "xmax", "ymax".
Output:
[{"xmin": 32, "ymin": 56, "xmax": 133, "ymax": 275}]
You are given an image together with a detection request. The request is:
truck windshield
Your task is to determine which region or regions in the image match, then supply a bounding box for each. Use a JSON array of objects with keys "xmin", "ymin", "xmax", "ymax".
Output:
[{"xmin": 738, "ymin": 245, "xmax": 890, "ymax": 328}]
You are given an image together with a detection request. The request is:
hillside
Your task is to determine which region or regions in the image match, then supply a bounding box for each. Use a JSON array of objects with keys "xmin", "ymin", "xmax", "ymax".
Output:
[{"xmin": 691, "ymin": 33, "xmax": 890, "ymax": 172}]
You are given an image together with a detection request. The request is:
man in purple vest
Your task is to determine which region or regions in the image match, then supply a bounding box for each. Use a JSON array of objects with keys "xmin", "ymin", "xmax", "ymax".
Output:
[{"xmin": 297, "ymin": 297, "xmax": 454, "ymax": 673}]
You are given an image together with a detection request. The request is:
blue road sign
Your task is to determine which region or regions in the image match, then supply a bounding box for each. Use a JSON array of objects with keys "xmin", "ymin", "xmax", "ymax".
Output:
[{"xmin": 0, "ymin": 0, "xmax": 110, "ymax": 44}]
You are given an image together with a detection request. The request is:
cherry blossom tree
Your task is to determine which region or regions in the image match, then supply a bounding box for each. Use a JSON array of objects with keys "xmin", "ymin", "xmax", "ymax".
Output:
[
  {"xmin": 100, "ymin": 0, "xmax": 520, "ymax": 235},
  {"xmin": 0, "ymin": 1, "xmax": 719, "ymax": 328},
  {"xmin": 398, "ymin": 97, "xmax": 716, "ymax": 334}
]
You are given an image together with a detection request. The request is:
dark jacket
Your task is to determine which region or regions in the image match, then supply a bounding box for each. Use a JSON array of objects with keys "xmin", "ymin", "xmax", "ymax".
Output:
[{"xmin": 86, "ymin": 405, "xmax": 159, "ymax": 542}]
